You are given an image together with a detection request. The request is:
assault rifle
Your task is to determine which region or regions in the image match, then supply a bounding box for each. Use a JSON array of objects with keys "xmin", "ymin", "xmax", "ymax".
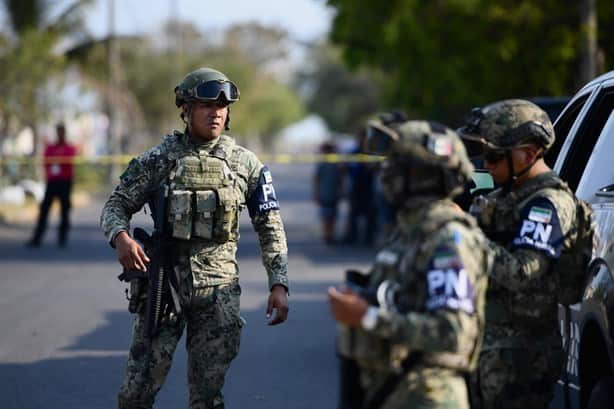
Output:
[{"xmin": 118, "ymin": 186, "xmax": 181, "ymax": 344}]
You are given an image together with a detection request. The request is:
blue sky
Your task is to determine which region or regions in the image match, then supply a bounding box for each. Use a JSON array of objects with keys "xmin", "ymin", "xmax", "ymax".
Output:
[{"xmin": 82, "ymin": 0, "xmax": 334, "ymax": 41}]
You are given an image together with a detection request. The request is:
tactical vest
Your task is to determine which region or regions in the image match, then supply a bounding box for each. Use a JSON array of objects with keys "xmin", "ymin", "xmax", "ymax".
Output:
[
  {"xmin": 166, "ymin": 136, "xmax": 243, "ymax": 243},
  {"xmin": 479, "ymin": 173, "xmax": 596, "ymax": 330},
  {"xmin": 338, "ymin": 203, "xmax": 485, "ymax": 373}
]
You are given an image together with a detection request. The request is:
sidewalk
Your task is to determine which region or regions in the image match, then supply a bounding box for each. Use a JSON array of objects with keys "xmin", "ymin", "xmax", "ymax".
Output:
[{"xmin": 0, "ymin": 191, "xmax": 91, "ymax": 225}]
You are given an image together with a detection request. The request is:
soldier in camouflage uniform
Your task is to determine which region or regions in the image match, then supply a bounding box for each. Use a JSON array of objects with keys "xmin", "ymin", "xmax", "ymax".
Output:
[
  {"xmin": 100, "ymin": 67, "xmax": 289, "ymax": 409},
  {"xmin": 329, "ymin": 120, "xmax": 492, "ymax": 409},
  {"xmin": 459, "ymin": 99, "xmax": 592, "ymax": 409}
]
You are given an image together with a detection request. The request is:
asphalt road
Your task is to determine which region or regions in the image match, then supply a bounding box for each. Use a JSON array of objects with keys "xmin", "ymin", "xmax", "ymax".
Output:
[{"xmin": 0, "ymin": 163, "xmax": 376, "ymax": 409}]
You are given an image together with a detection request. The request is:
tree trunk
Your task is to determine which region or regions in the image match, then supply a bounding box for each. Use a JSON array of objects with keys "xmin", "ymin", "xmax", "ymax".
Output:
[{"xmin": 579, "ymin": 0, "xmax": 598, "ymax": 84}]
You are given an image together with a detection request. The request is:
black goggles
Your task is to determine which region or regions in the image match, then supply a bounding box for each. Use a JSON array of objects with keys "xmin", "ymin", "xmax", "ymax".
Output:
[
  {"xmin": 364, "ymin": 121, "xmax": 399, "ymax": 155},
  {"xmin": 482, "ymin": 148, "xmax": 508, "ymax": 163},
  {"xmin": 193, "ymin": 80, "xmax": 240, "ymax": 102}
]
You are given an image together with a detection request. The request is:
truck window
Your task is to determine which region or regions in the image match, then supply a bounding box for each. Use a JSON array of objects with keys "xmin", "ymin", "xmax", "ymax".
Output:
[
  {"xmin": 559, "ymin": 90, "xmax": 614, "ymax": 193},
  {"xmin": 576, "ymin": 108, "xmax": 614, "ymax": 202},
  {"xmin": 548, "ymin": 94, "xmax": 589, "ymax": 167}
]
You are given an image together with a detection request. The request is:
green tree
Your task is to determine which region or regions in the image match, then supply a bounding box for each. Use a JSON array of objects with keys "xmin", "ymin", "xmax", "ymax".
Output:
[
  {"xmin": 69, "ymin": 21, "xmax": 305, "ymax": 151},
  {"xmin": 327, "ymin": 0, "xmax": 613, "ymax": 123},
  {"xmin": 0, "ymin": 0, "xmax": 90, "ymax": 153},
  {"xmin": 296, "ymin": 41, "xmax": 382, "ymax": 134}
]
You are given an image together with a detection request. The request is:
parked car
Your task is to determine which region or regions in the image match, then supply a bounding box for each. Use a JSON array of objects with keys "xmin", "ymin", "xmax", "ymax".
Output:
[{"xmin": 551, "ymin": 70, "xmax": 614, "ymax": 409}]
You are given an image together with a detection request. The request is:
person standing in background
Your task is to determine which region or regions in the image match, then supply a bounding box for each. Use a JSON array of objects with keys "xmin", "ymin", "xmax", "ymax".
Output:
[
  {"xmin": 343, "ymin": 131, "xmax": 377, "ymax": 246},
  {"xmin": 313, "ymin": 141, "xmax": 343, "ymax": 244},
  {"xmin": 27, "ymin": 122, "xmax": 77, "ymax": 248}
]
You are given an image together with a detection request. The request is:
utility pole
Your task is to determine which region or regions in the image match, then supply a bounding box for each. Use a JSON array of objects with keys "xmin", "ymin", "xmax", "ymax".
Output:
[
  {"xmin": 169, "ymin": 0, "xmax": 183, "ymax": 73},
  {"xmin": 579, "ymin": 0, "xmax": 598, "ymax": 84},
  {"xmin": 107, "ymin": 0, "xmax": 121, "ymax": 182}
]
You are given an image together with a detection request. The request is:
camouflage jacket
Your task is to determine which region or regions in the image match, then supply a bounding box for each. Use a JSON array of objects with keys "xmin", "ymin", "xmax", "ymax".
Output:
[
  {"xmin": 100, "ymin": 131, "xmax": 288, "ymax": 291},
  {"xmin": 473, "ymin": 171, "xmax": 576, "ymax": 348},
  {"xmin": 339, "ymin": 199, "xmax": 491, "ymax": 373}
]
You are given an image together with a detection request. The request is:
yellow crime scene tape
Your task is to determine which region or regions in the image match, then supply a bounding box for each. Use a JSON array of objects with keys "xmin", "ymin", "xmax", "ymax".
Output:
[{"xmin": 0, "ymin": 153, "xmax": 384, "ymax": 166}]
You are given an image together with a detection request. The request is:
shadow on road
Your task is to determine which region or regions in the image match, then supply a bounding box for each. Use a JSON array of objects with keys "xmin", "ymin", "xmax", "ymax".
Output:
[{"xmin": 0, "ymin": 279, "xmax": 340, "ymax": 409}]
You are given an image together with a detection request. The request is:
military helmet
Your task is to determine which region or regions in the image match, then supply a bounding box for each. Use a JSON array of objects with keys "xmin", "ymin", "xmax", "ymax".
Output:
[
  {"xmin": 365, "ymin": 120, "xmax": 474, "ymax": 201},
  {"xmin": 458, "ymin": 99, "xmax": 554, "ymax": 151},
  {"xmin": 174, "ymin": 67, "xmax": 240, "ymax": 107}
]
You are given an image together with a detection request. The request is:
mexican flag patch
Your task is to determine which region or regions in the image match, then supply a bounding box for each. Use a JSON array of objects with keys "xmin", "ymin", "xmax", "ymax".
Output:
[{"xmin": 528, "ymin": 206, "xmax": 552, "ymax": 224}]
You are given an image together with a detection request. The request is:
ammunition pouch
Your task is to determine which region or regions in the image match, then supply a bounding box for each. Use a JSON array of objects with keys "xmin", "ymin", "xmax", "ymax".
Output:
[
  {"xmin": 214, "ymin": 186, "xmax": 240, "ymax": 242},
  {"xmin": 168, "ymin": 190, "xmax": 193, "ymax": 240},
  {"xmin": 167, "ymin": 187, "xmax": 240, "ymax": 243},
  {"xmin": 166, "ymin": 136, "xmax": 242, "ymax": 244},
  {"xmin": 195, "ymin": 190, "xmax": 216, "ymax": 239}
]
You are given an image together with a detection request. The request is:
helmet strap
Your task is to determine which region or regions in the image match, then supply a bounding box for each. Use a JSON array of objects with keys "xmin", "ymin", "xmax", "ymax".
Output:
[
  {"xmin": 225, "ymin": 106, "xmax": 231, "ymax": 130},
  {"xmin": 502, "ymin": 151, "xmax": 516, "ymax": 192},
  {"xmin": 503, "ymin": 148, "xmax": 542, "ymax": 191},
  {"xmin": 181, "ymin": 102, "xmax": 193, "ymax": 128}
]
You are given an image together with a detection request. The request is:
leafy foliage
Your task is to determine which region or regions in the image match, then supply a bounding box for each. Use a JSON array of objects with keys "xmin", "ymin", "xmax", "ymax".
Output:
[
  {"xmin": 327, "ymin": 0, "xmax": 613, "ymax": 123},
  {"xmin": 0, "ymin": 0, "xmax": 90, "ymax": 151},
  {"xmin": 69, "ymin": 21, "xmax": 306, "ymax": 150},
  {"xmin": 296, "ymin": 42, "xmax": 382, "ymax": 134}
]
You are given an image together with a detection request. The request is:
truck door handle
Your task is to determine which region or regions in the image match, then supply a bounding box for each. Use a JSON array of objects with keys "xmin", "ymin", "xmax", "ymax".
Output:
[{"xmin": 595, "ymin": 183, "xmax": 614, "ymax": 197}]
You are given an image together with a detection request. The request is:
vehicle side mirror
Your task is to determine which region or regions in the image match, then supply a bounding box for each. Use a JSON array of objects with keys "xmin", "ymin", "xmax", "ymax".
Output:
[{"xmin": 596, "ymin": 183, "xmax": 614, "ymax": 198}]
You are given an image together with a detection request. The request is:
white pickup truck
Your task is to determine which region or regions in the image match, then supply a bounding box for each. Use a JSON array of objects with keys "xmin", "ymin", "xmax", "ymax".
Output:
[{"xmin": 551, "ymin": 70, "xmax": 614, "ymax": 409}]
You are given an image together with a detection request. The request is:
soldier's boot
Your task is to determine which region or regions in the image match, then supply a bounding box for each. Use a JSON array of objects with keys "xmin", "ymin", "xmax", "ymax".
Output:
[
  {"xmin": 118, "ymin": 395, "xmax": 153, "ymax": 409},
  {"xmin": 189, "ymin": 393, "xmax": 224, "ymax": 409}
]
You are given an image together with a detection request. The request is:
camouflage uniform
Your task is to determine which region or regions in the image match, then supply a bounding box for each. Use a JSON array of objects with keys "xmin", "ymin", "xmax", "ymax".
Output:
[
  {"xmin": 101, "ymin": 131, "xmax": 288, "ymax": 409},
  {"xmin": 338, "ymin": 121, "xmax": 492, "ymax": 409},
  {"xmin": 473, "ymin": 172, "xmax": 576, "ymax": 409},
  {"xmin": 460, "ymin": 99, "xmax": 588, "ymax": 409}
]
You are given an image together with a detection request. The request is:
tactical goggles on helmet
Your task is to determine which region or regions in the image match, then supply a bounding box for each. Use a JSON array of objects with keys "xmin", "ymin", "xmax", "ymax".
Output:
[
  {"xmin": 364, "ymin": 121, "xmax": 399, "ymax": 155},
  {"xmin": 190, "ymin": 80, "xmax": 240, "ymax": 103}
]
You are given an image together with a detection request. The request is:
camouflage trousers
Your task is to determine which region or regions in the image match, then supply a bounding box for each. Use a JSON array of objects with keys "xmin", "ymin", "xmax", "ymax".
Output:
[
  {"xmin": 118, "ymin": 282, "xmax": 243, "ymax": 409},
  {"xmin": 364, "ymin": 366, "xmax": 470, "ymax": 409},
  {"xmin": 471, "ymin": 346, "xmax": 564, "ymax": 409}
]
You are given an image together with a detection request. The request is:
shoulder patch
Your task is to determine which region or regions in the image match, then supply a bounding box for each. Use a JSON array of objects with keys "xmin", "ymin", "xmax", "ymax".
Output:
[
  {"xmin": 263, "ymin": 169, "xmax": 273, "ymax": 184},
  {"xmin": 120, "ymin": 158, "xmax": 144, "ymax": 188},
  {"xmin": 528, "ymin": 206, "xmax": 552, "ymax": 223},
  {"xmin": 512, "ymin": 196, "xmax": 564, "ymax": 258},
  {"xmin": 247, "ymin": 165, "xmax": 280, "ymax": 217},
  {"xmin": 425, "ymin": 245, "xmax": 475, "ymax": 314}
]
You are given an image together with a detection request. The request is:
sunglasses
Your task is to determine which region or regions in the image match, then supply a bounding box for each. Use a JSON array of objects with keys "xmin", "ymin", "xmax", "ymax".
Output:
[
  {"xmin": 482, "ymin": 148, "xmax": 508, "ymax": 163},
  {"xmin": 193, "ymin": 80, "xmax": 240, "ymax": 102}
]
